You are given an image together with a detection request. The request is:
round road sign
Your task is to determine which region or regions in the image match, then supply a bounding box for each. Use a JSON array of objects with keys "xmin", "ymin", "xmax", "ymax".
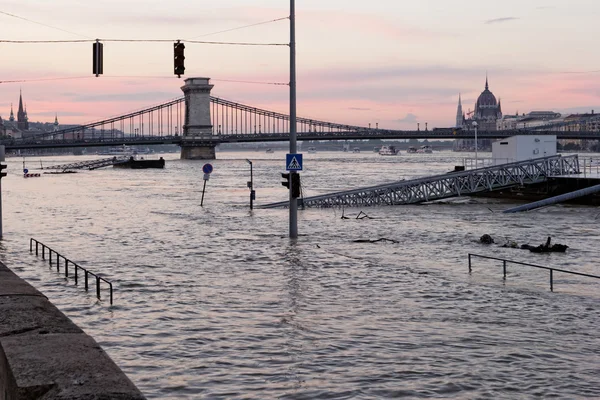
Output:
[{"xmin": 202, "ymin": 164, "xmax": 213, "ymax": 174}]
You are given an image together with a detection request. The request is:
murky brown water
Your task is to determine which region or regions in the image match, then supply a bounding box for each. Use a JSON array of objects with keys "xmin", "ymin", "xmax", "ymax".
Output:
[{"xmin": 1, "ymin": 150, "xmax": 599, "ymax": 399}]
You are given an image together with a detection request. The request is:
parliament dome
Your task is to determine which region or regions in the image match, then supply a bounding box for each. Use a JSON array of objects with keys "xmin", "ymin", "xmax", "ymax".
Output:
[{"xmin": 474, "ymin": 76, "xmax": 502, "ymax": 122}]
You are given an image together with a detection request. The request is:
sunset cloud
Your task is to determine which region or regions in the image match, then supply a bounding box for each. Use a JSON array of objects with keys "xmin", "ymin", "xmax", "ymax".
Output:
[
  {"xmin": 485, "ymin": 17, "xmax": 520, "ymax": 24},
  {"xmin": 1, "ymin": 1, "xmax": 599, "ymax": 130}
]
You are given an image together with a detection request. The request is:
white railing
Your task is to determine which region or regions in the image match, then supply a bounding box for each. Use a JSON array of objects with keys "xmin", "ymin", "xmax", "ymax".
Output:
[
  {"xmin": 580, "ymin": 157, "xmax": 600, "ymax": 177},
  {"xmin": 462, "ymin": 158, "xmax": 515, "ymax": 170}
]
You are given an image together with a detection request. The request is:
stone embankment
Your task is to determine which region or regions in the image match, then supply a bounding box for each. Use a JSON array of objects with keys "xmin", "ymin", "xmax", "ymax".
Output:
[{"xmin": 0, "ymin": 262, "xmax": 145, "ymax": 399}]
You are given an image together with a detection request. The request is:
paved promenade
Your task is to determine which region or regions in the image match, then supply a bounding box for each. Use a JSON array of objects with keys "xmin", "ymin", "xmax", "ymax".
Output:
[{"xmin": 0, "ymin": 262, "xmax": 145, "ymax": 399}]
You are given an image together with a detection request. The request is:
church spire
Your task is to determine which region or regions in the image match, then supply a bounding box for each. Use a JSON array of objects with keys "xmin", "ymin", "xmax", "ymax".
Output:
[
  {"xmin": 17, "ymin": 90, "xmax": 29, "ymax": 130},
  {"xmin": 485, "ymin": 73, "xmax": 489, "ymax": 90},
  {"xmin": 18, "ymin": 89, "xmax": 24, "ymax": 115},
  {"xmin": 456, "ymin": 93, "xmax": 464, "ymax": 128},
  {"xmin": 9, "ymin": 103, "xmax": 14, "ymax": 122}
]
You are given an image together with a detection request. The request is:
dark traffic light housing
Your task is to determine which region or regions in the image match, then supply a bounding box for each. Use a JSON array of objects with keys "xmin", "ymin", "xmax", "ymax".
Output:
[
  {"xmin": 174, "ymin": 41, "xmax": 185, "ymax": 78},
  {"xmin": 291, "ymin": 173, "xmax": 300, "ymax": 198},
  {"xmin": 282, "ymin": 172, "xmax": 301, "ymax": 198},
  {"xmin": 281, "ymin": 173, "xmax": 290, "ymax": 189},
  {"xmin": 93, "ymin": 41, "xmax": 103, "ymax": 76},
  {"xmin": 0, "ymin": 164, "xmax": 7, "ymax": 178}
]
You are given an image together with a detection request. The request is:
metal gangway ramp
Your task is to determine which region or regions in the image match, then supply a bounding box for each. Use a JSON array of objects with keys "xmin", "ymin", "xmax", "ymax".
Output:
[
  {"xmin": 262, "ymin": 155, "xmax": 580, "ymax": 209},
  {"xmin": 42, "ymin": 156, "xmax": 130, "ymax": 171}
]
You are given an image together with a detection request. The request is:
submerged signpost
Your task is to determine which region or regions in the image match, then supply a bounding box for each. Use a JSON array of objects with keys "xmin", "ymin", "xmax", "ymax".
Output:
[
  {"xmin": 246, "ymin": 159, "xmax": 255, "ymax": 210},
  {"xmin": 201, "ymin": 163, "xmax": 213, "ymax": 207}
]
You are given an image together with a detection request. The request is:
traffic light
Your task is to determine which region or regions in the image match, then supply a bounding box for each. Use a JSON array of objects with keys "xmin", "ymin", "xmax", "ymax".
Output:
[
  {"xmin": 174, "ymin": 41, "xmax": 185, "ymax": 78},
  {"xmin": 0, "ymin": 164, "xmax": 7, "ymax": 178},
  {"xmin": 281, "ymin": 173, "xmax": 290, "ymax": 189},
  {"xmin": 291, "ymin": 173, "xmax": 301, "ymax": 198},
  {"xmin": 92, "ymin": 41, "xmax": 103, "ymax": 76}
]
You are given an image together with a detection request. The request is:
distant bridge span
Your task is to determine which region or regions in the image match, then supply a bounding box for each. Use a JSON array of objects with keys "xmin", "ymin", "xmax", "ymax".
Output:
[
  {"xmin": 5, "ymin": 129, "xmax": 600, "ymax": 151},
  {"xmin": 2, "ymin": 78, "xmax": 598, "ymax": 155}
]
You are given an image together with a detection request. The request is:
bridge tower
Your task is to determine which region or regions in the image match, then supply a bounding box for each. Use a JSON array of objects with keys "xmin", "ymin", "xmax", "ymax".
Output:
[{"xmin": 180, "ymin": 77, "xmax": 216, "ymax": 160}]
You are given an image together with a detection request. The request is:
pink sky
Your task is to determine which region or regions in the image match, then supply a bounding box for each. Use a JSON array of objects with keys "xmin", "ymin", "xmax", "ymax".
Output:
[{"xmin": 1, "ymin": 0, "xmax": 600, "ymax": 129}]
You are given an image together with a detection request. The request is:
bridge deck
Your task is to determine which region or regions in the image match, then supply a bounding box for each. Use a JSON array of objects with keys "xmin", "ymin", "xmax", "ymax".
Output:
[{"xmin": 261, "ymin": 155, "xmax": 580, "ymax": 209}]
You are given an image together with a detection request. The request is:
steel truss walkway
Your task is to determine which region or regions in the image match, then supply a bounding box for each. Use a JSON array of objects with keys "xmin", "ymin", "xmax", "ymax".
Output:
[
  {"xmin": 42, "ymin": 156, "xmax": 130, "ymax": 171},
  {"xmin": 262, "ymin": 155, "xmax": 580, "ymax": 209}
]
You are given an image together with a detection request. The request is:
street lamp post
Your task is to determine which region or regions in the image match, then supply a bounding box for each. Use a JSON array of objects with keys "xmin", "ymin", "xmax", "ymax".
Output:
[
  {"xmin": 246, "ymin": 159, "xmax": 254, "ymax": 210},
  {"xmin": 472, "ymin": 121, "xmax": 478, "ymax": 168}
]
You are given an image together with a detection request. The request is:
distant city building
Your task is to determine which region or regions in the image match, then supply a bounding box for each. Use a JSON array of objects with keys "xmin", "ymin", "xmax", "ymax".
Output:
[
  {"xmin": 497, "ymin": 111, "xmax": 563, "ymax": 131},
  {"xmin": 456, "ymin": 76, "xmax": 503, "ymax": 131},
  {"xmin": 5, "ymin": 91, "xmax": 30, "ymax": 135},
  {"xmin": 3, "ymin": 91, "xmax": 63, "ymax": 138},
  {"xmin": 454, "ymin": 75, "xmax": 502, "ymax": 151},
  {"xmin": 562, "ymin": 111, "xmax": 600, "ymax": 132}
]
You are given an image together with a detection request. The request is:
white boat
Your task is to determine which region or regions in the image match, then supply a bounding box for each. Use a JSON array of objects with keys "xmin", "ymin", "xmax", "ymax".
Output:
[
  {"xmin": 352, "ymin": 147, "xmax": 360, "ymax": 153},
  {"xmin": 420, "ymin": 145, "xmax": 433, "ymax": 154},
  {"xmin": 307, "ymin": 147, "xmax": 317, "ymax": 153},
  {"xmin": 407, "ymin": 146, "xmax": 418, "ymax": 154},
  {"xmin": 379, "ymin": 145, "xmax": 399, "ymax": 156},
  {"xmin": 98, "ymin": 145, "xmax": 135, "ymax": 156}
]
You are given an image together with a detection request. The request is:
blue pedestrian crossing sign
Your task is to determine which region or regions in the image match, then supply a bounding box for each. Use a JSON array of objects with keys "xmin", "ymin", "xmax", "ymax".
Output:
[{"xmin": 286, "ymin": 154, "xmax": 303, "ymax": 171}]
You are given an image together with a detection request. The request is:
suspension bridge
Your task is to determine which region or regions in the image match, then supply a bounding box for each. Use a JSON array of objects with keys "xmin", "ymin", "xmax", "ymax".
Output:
[{"xmin": 2, "ymin": 77, "xmax": 599, "ymax": 158}]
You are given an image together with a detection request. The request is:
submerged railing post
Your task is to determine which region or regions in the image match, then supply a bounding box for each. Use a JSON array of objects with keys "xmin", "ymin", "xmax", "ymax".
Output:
[
  {"xmin": 468, "ymin": 253, "xmax": 600, "ymax": 292},
  {"xmin": 29, "ymin": 239, "xmax": 114, "ymax": 304}
]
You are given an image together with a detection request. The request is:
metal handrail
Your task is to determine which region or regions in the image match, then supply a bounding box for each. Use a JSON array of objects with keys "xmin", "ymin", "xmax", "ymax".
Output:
[
  {"xmin": 468, "ymin": 253, "xmax": 600, "ymax": 292},
  {"xmin": 29, "ymin": 238, "xmax": 113, "ymax": 304}
]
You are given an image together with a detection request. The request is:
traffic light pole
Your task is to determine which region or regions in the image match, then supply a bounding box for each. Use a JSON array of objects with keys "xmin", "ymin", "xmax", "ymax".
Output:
[
  {"xmin": 289, "ymin": 0, "xmax": 298, "ymax": 239},
  {"xmin": 0, "ymin": 161, "xmax": 6, "ymax": 239},
  {"xmin": 0, "ymin": 177, "xmax": 3, "ymax": 239}
]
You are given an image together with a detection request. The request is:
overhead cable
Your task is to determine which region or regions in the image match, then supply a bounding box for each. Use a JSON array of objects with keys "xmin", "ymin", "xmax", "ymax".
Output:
[
  {"xmin": 0, "ymin": 10, "xmax": 93, "ymax": 39},
  {"xmin": 186, "ymin": 16, "xmax": 289, "ymax": 40},
  {"xmin": 0, "ymin": 38, "xmax": 288, "ymax": 46}
]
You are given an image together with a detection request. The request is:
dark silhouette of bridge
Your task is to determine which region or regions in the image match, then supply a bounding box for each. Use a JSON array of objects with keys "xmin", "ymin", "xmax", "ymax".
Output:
[{"xmin": 2, "ymin": 92, "xmax": 599, "ymax": 152}]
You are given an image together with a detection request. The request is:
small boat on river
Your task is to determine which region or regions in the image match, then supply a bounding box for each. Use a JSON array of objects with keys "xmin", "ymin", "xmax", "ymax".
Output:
[
  {"xmin": 113, "ymin": 156, "xmax": 165, "ymax": 169},
  {"xmin": 379, "ymin": 146, "xmax": 399, "ymax": 156}
]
